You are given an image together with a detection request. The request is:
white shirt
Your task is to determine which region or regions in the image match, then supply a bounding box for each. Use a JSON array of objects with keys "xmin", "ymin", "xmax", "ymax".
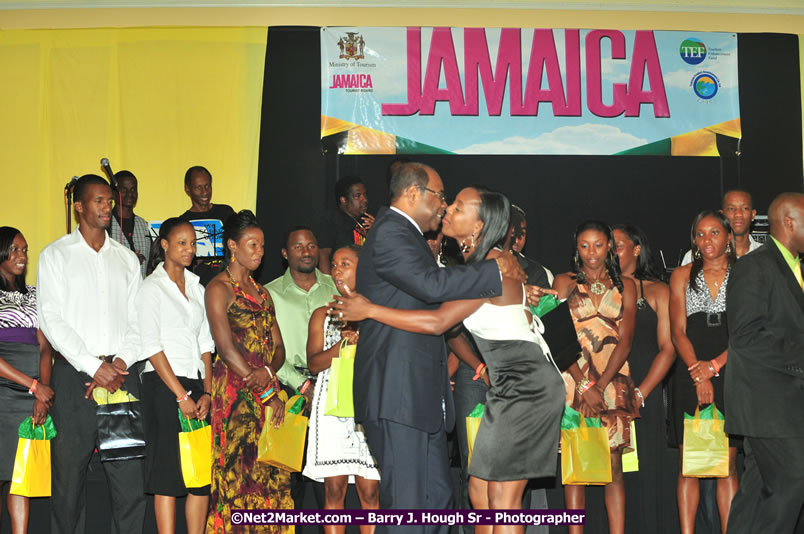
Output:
[
  {"xmin": 680, "ymin": 235, "xmax": 761, "ymax": 265},
  {"xmin": 37, "ymin": 227, "xmax": 142, "ymax": 377},
  {"xmin": 135, "ymin": 263, "xmax": 215, "ymax": 379},
  {"xmin": 390, "ymin": 206, "xmax": 423, "ymax": 235}
]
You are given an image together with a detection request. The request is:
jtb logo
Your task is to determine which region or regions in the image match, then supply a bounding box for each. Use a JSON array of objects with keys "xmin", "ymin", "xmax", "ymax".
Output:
[{"xmin": 680, "ymin": 38, "xmax": 707, "ymax": 65}]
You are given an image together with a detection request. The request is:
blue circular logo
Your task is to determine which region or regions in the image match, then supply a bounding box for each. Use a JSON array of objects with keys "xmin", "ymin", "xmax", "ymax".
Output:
[
  {"xmin": 692, "ymin": 72, "xmax": 718, "ymax": 99},
  {"xmin": 680, "ymin": 38, "xmax": 707, "ymax": 65}
]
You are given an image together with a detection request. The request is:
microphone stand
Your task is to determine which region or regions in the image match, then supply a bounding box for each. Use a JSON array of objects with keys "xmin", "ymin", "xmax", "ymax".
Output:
[
  {"xmin": 64, "ymin": 177, "xmax": 78, "ymax": 234},
  {"xmin": 100, "ymin": 158, "xmax": 123, "ymax": 243}
]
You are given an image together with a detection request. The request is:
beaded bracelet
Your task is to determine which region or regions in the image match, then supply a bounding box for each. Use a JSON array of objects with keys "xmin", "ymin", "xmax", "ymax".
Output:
[
  {"xmin": 635, "ymin": 387, "xmax": 645, "ymax": 408},
  {"xmin": 176, "ymin": 390, "xmax": 192, "ymax": 403},
  {"xmin": 575, "ymin": 378, "xmax": 596, "ymax": 395},
  {"xmin": 258, "ymin": 390, "xmax": 277, "ymax": 405}
]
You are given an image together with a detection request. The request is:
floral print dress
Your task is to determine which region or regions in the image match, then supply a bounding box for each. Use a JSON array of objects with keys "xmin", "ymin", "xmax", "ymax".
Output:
[{"xmin": 206, "ymin": 276, "xmax": 294, "ymax": 533}]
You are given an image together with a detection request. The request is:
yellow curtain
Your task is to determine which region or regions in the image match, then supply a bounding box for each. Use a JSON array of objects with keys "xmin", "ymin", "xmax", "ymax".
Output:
[{"xmin": 0, "ymin": 27, "xmax": 267, "ymax": 280}]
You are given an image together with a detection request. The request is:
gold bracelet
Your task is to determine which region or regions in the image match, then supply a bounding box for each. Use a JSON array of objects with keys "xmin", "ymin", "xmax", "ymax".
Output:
[{"xmin": 575, "ymin": 377, "xmax": 590, "ymax": 395}]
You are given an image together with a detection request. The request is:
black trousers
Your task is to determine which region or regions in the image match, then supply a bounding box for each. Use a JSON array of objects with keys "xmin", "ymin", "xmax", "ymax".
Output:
[
  {"xmin": 50, "ymin": 359, "xmax": 146, "ymax": 534},
  {"xmin": 362, "ymin": 418, "xmax": 453, "ymax": 534},
  {"xmin": 727, "ymin": 435, "xmax": 804, "ymax": 534}
]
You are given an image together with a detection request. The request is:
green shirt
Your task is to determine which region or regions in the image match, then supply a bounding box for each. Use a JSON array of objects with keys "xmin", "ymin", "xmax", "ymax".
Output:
[
  {"xmin": 770, "ymin": 236, "xmax": 802, "ymax": 282},
  {"xmin": 265, "ymin": 268, "xmax": 338, "ymax": 389}
]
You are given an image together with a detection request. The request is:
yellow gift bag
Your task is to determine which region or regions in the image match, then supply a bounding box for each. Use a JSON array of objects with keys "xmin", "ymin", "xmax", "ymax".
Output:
[
  {"xmin": 682, "ymin": 404, "xmax": 728, "ymax": 478},
  {"xmin": 561, "ymin": 405, "xmax": 612, "ymax": 485},
  {"xmin": 258, "ymin": 393, "xmax": 308, "ymax": 472},
  {"xmin": 465, "ymin": 403, "xmax": 484, "ymax": 468},
  {"xmin": 324, "ymin": 339, "xmax": 356, "ymax": 417},
  {"xmin": 10, "ymin": 415, "xmax": 57, "ymax": 497},
  {"xmin": 177, "ymin": 410, "xmax": 212, "ymax": 488},
  {"xmin": 622, "ymin": 421, "xmax": 638, "ymax": 473}
]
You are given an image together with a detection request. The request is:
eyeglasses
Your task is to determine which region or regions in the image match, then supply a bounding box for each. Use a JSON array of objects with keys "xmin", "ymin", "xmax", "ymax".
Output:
[{"xmin": 419, "ymin": 186, "xmax": 446, "ymax": 203}]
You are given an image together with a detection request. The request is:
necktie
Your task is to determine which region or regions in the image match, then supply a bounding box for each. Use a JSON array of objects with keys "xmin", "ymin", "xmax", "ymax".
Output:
[{"xmin": 793, "ymin": 260, "xmax": 803, "ymax": 291}]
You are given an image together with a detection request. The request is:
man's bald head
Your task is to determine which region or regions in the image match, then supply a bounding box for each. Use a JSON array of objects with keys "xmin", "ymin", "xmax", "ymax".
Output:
[{"xmin": 768, "ymin": 192, "xmax": 804, "ymax": 255}]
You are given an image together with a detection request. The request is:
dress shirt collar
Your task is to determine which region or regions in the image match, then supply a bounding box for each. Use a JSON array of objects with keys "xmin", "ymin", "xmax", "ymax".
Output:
[
  {"xmin": 151, "ymin": 262, "xmax": 201, "ymax": 287},
  {"xmin": 390, "ymin": 206, "xmax": 423, "ymax": 235},
  {"xmin": 278, "ymin": 267, "xmax": 326, "ymax": 294},
  {"xmin": 72, "ymin": 225, "xmax": 112, "ymax": 253},
  {"xmin": 770, "ymin": 236, "xmax": 801, "ymax": 272}
]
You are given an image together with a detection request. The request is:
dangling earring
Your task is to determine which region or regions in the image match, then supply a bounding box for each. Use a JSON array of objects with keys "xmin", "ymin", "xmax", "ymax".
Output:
[
  {"xmin": 694, "ymin": 248, "xmax": 702, "ymax": 260},
  {"xmin": 231, "ymin": 251, "xmax": 237, "ymax": 263},
  {"xmin": 460, "ymin": 234, "xmax": 475, "ymax": 254},
  {"xmin": 726, "ymin": 242, "xmax": 732, "ymax": 255}
]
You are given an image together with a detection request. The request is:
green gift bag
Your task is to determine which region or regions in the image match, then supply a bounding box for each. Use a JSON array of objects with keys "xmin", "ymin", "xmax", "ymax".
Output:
[
  {"xmin": 10, "ymin": 415, "xmax": 58, "ymax": 497},
  {"xmin": 529, "ymin": 294, "xmax": 562, "ymax": 318},
  {"xmin": 466, "ymin": 403, "xmax": 485, "ymax": 468},
  {"xmin": 324, "ymin": 339, "xmax": 355, "ymax": 417},
  {"xmin": 560, "ymin": 405, "xmax": 612, "ymax": 485},
  {"xmin": 682, "ymin": 404, "xmax": 728, "ymax": 478}
]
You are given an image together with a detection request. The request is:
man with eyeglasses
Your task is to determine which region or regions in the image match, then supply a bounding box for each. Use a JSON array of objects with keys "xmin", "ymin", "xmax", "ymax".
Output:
[
  {"xmin": 350, "ymin": 162, "xmax": 524, "ymax": 533},
  {"xmin": 313, "ymin": 175, "xmax": 375, "ymax": 274}
]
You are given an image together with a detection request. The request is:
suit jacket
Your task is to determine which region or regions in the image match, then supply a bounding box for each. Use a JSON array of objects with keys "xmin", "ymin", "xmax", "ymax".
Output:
[
  {"xmin": 725, "ymin": 241, "xmax": 804, "ymax": 438},
  {"xmin": 354, "ymin": 207, "xmax": 502, "ymax": 433}
]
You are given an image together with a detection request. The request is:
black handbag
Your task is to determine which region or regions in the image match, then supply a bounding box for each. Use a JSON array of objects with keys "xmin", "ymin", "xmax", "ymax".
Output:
[{"xmin": 96, "ymin": 389, "xmax": 146, "ymax": 462}]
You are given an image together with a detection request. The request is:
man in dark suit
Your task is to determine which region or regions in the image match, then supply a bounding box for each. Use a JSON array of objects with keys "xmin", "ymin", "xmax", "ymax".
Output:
[
  {"xmin": 353, "ymin": 162, "xmax": 518, "ymax": 532},
  {"xmin": 725, "ymin": 192, "xmax": 804, "ymax": 534}
]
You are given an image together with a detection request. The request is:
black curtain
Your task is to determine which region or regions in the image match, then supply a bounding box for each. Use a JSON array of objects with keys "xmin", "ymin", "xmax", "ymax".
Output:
[{"xmin": 255, "ymin": 28, "xmax": 802, "ymax": 283}]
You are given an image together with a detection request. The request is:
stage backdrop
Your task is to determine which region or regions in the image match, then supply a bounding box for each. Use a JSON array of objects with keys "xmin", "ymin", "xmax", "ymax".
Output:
[
  {"xmin": 0, "ymin": 27, "xmax": 267, "ymax": 280},
  {"xmin": 321, "ymin": 27, "xmax": 741, "ymax": 156}
]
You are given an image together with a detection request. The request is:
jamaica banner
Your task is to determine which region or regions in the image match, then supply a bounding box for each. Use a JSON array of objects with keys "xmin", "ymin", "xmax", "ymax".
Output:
[{"xmin": 321, "ymin": 28, "xmax": 740, "ymax": 156}]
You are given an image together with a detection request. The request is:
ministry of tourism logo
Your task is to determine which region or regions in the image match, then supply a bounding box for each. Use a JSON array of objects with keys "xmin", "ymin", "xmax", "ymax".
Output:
[
  {"xmin": 680, "ymin": 38, "xmax": 707, "ymax": 65},
  {"xmin": 338, "ymin": 32, "xmax": 365, "ymax": 61},
  {"xmin": 691, "ymin": 71, "xmax": 720, "ymax": 100}
]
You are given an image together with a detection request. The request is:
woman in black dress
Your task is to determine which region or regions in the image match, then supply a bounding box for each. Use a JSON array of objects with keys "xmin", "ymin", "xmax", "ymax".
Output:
[
  {"xmin": 0, "ymin": 227, "xmax": 54, "ymax": 533},
  {"xmin": 668, "ymin": 211, "xmax": 739, "ymax": 534},
  {"xmin": 613, "ymin": 224, "xmax": 679, "ymax": 534},
  {"xmin": 332, "ymin": 186, "xmax": 564, "ymax": 534}
]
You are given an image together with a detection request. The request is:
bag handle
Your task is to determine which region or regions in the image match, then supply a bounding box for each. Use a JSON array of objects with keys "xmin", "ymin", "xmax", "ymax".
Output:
[
  {"xmin": 31, "ymin": 418, "xmax": 47, "ymax": 440},
  {"xmin": 692, "ymin": 405, "xmax": 701, "ymax": 433},
  {"xmin": 178, "ymin": 408, "xmax": 207, "ymax": 431},
  {"xmin": 579, "ymin": 412, "xmax": 588, "ymax": 441},
  {"xmin": 711, "ymin": 402, "xmax": 722, "ymax": 433},
  {"xmin": 338, "ymin": 338, "xmax": 350, "ymax": 357}
]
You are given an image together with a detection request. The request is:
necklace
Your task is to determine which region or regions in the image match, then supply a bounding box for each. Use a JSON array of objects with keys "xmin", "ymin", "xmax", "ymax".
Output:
[
  {"xmin": 345, "ymin": 211, "xmax": 367, "ymax": 231},
  {"xmin": 585, "ymin": 272, "xmax": 608, "ymax": 296},
  {"xmin": 226, "ymin": 267, "xmax": 273, "ymax": 348}
]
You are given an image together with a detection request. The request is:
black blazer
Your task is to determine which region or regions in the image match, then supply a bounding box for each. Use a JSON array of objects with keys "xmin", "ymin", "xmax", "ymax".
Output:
[
  {"xmin": 725, "ymin": 241, "xmax": 804, "ymax": 438},
  {"xmin": 354, "ymin": 207, "xmax": 502, "ymax": 433}
]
